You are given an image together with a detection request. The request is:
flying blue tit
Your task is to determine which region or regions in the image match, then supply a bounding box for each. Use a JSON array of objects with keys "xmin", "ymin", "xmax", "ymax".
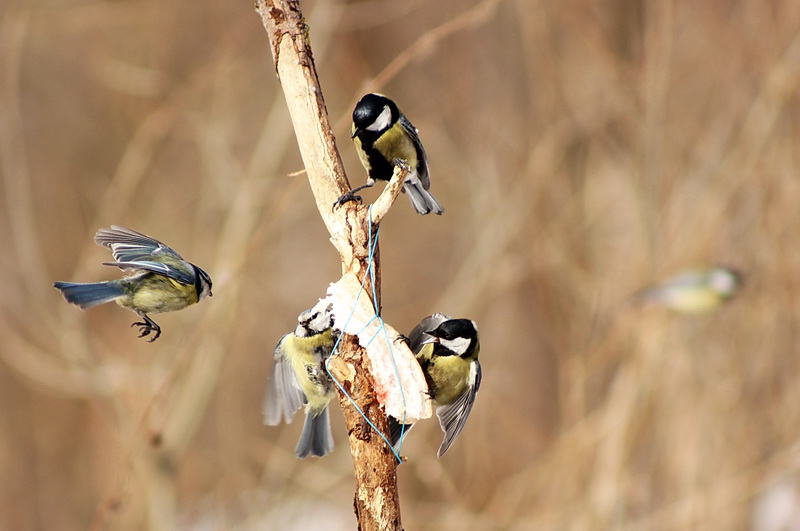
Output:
[
  {"xmin": 633, "ymin": 266, "xmax": 742, "ymax": 314},
  {"xmin": 53, "ymin": 226, "xmax": 212, "ymax": 342},
  {"xmin": 392, "ymin": 313, "xmax": 481, "ymax": 457},
  {"xmin": 263, "ymin": 305, "xmax": 338, "ymax": 458},
  {"xmin": 336, "ymin": 93, "xmax": 444, "ymax": 215}
]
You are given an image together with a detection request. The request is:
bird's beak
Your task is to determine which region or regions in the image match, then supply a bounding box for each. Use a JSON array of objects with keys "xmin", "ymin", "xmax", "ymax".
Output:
[
  {"xmin": 351, "ymin": 127, "xmax": 362, "ymax": 139},
  {"xmin": 422, "ymin": 335, "xmax": 439, "ymax": 345}
]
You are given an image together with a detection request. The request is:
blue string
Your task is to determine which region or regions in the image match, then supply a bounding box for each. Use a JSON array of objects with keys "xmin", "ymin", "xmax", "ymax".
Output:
[{"xmin": 324, "ymin": 205, "xmax": 409, "ymax": 463}]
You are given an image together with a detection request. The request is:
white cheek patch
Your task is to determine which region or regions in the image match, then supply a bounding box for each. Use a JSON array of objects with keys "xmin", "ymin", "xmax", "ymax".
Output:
[
  {"xmin": 200, "ymin": 283, "xmax": 212, "ymax": 299},
  {"xmin": 439, "ymin": 336, "xmax": 471, "ymax": 356},
  {"xmin": 366, "ymin": 105, "xmax": 392, "ymax": 132}
]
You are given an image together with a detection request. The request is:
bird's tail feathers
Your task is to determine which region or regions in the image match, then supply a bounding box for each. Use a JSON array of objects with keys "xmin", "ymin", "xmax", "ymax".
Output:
[
  {"xmin": 403, "ymin": 181, "xmax": 444, "ymax": 215},
  {"xmin": 295, "ymin": 408, "xmax": 334, "ymax": 458},
  {"xmin": 388, "ymin": 415, "xmax": 415, "ymax": 450},
  {"xmin": 53, "ymin": 281, "xmax": 125, "ymax": 310}
]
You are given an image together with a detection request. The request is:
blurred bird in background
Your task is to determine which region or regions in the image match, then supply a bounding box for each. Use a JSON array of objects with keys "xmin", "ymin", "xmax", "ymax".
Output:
[
  {"xmin": 263, "ymin": 305, "xmax": 338, "ymax": 458},
  {"xmin": 631, "ymin": 266, "xmax": 742, "ymax": 314},
  {"xmin": 53, "ymin": 226, "xmax": 213, "ymax": 342}
]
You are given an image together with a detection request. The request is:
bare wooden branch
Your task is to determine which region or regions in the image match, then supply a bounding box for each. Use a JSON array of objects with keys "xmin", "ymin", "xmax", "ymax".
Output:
[
  {"xmin": 255, "ymin": 1, "xmax": 407, "ymax": 528},
  {"xmin": 370, "ymin": 165, "xmax": 408, "ymax": 226},
  {"xmin": 255, "ymin": 0, "xmax": 363, "ymax": 267}
]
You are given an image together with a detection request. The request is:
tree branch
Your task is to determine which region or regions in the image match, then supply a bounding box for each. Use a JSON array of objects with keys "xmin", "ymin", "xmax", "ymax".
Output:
[{"xmin": 255, "ymin": 1, "xmax": 415, "ymax": 529}]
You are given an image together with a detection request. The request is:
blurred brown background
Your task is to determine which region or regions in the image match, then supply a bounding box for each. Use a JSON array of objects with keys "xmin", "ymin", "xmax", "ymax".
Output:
[{"xmin": 2, "ymin": 0, "xmax": 800, "ymax": 529}]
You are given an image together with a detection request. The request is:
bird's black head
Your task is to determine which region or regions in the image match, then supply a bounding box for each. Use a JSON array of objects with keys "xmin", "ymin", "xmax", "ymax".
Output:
[
  {"xmin": 427, "ymin": 318, "xmax": 479, "ymax": 358},
  {"xmin": 352, "ymin": 93, "xmax": 399, "ymax": 137}
]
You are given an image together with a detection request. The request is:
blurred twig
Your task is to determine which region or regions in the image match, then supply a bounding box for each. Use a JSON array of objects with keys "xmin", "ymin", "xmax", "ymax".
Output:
[
  {"xmin": 334, "ymin": 0, "xmax": 505, "ymax": 132},
  {"xmin": 367, "ymin": 0, "xmax": 504, "ymax": 91},
  {"xmin": 0, "ymin": 11, "xmax": 48, "ymax": 305}
]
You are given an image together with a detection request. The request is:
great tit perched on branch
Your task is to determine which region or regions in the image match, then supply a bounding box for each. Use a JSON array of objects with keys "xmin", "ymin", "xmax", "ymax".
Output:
[
  {"xmin": 53, "ymin": 226, "xmax": 213, "ymax": 342},
  {"xmin": 263, "ymin": 305, "xmax": 338, "ymax": 458},
  {"xmin": 391, "ymin": 314, "xmax": 481, "ymax": 457},
  {"xmin": 336, "ymin": 93, "xmax": 444, "ymax": 215},
  {"xmin": 632, "ymin": 266, "xmax": 742, "ymax": 314}
]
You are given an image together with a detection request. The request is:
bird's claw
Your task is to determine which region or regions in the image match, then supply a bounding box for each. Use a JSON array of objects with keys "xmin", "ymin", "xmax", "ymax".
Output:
[
  {"xmin": 392, "ymin": 158, "xmax": 412, "ymax": 173},
  {"xmin": 394, "ymin": 334, "xmax": 410, "ymax": 346},
  {"xmin": 131, "ymin": 319, "xmax": 161, "ymax": 342},
  {"xmin": 333, "ymin": 192, "xmax": 363, "ymax": 210}
]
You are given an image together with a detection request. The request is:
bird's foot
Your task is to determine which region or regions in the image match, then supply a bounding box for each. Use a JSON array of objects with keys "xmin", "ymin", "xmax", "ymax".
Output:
[
  {"xmin": 392, "ymin": 158, "xmax": 412, "ymax": 174},
  {"xmin": 393, "ymin": 334, "xmax": 410, "ymax": 346},
  {"xmin": 333, "ymin": 191, "xmax": 363, "ymax": 210},
  {"xmin": 132, "ymin": 316, "xmax": 161, "ymax": 342},
  {"xmin": 333, "ymin": 181, "xmax": 376, "ymax": 210}
]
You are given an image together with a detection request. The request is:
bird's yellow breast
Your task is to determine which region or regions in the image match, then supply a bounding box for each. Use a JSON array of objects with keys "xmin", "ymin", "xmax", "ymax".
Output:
[
  {"xmin": 354, "ymin": 136, "xmax": 372, "ymax": 171},
  {"xmin": 428, "ymin": 356, "xmax": 470, "ymax": 405},
  {"xmin": 118, "ymin": 275, "xmax": 198, "ymax": 314},
  {"xmin": 417, "ymin": 344, "xmax": 471, "ymax": 406},
  {"xmin": 373, "ymin": 124, "xmax": 418, "ymax": 166},
  {"xmin": 663, "ymin": 288, "xmax": 726, "ymax": 314},
  {"xmin": 282, "ymin": 330, "xmax": 335, "ymax": 415}
]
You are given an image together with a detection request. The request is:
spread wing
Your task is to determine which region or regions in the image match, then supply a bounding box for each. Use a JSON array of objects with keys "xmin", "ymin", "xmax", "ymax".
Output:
[
  {"xmin": 263, "ymin": 335, "xmax": 307, "ymax": 425},
  {"xmin": 399, "ymin": 115, "xmax": 430, "ymax": 190},
  {"xmin": 95, "ymin": 226, "xmax": 185, "ymax": 263},
  {"xmin": 102, "ymin": 260, "xmax": 196, "ymax": 285},
  {"xmin": 435, "ymin": 359, "xmax": 481, "ymax": 457},
  {"xmin": 408, "ymin": 313, "xmax": 450, "ymax": 354},
  {"xmin": 96, "ymin": 226, "xmax": 196, "ymax": 285}
]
